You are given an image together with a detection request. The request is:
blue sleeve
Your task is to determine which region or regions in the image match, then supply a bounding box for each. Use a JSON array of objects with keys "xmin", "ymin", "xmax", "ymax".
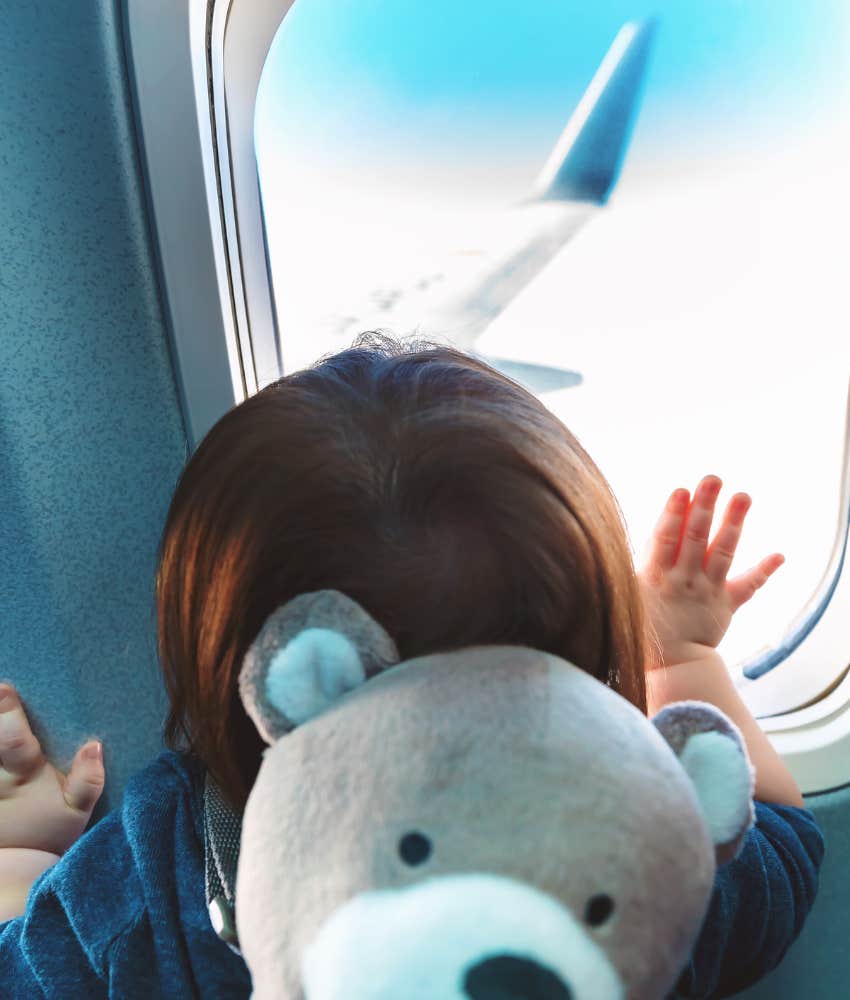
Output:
[
  {"xmin": 0, "ymin": 752, "xmax": 252, "ymax": 999},
  {"xmin": 0, "ymin": 872, "xmax": 108, "ymax": 999},
  {"xmin": 672, "ymin": 801, "xmax": 825, "ymax": 999},
  {"xmin": 0, "ymin": 810, "xmax": 143, "ymax": 999}
]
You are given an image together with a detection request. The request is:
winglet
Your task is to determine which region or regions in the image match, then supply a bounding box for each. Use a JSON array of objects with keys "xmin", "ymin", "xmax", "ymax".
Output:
[{"xmin": 530, "ymin": 19, "xmax": 657, "ymax": 205}]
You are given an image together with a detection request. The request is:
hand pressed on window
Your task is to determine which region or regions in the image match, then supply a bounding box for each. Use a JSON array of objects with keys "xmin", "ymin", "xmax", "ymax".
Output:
[
  {"xmin": 639, "ymin": 474, "xmax": 785, "ymax": 667},
  {"xmin": 637, "ymin": 475, "xmax": 802, "ymax": 806}
]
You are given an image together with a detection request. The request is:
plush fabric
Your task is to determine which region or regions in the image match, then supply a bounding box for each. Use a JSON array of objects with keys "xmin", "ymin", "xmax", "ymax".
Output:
[
  {"xmin": 236, "ymin": 631, "xmax": 751, "ymax": 999},
  {"xmin": 0, "ymin": 752, "xmax": 822, "ymax": 999},
  {"xmin": 239, "ymin": 591, "xmax": 400, "ymax": 741},
  {"xmin": 652, "ymin": 703, "xmax": 756, "ymax": 865}
]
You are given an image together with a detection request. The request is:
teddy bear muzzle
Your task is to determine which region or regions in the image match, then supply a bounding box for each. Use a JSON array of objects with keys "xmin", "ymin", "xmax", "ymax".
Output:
[{"xmin": 299, "ymin": 873, "xmax": 625, "ymax": 1000}]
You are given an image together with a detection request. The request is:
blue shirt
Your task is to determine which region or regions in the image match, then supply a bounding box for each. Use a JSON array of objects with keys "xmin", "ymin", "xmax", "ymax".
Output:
[{"xmin": 0, "ymin": 751, "xmax": 825, "ymax": 999}]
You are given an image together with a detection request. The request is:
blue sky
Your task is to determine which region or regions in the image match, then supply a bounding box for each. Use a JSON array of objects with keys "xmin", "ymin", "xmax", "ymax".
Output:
[{"xmin": 256, "ymin": 0, "xmax": 848, "ymax": 199}]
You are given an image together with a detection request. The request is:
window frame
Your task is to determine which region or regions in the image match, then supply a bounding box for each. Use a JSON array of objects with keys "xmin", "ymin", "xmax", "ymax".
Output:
[
  {"xmin": 735, "ymin": 384, "xmax": 850, "ymax": 710},
  {"xmin": 124, "ymin": 0, "xmax": 850, "ymax": 793},
  {"xmin": 758, "ymin": 663, "xmax": 850, "ymax": 794},
  {"xmin": 123, "ymin": 0, "xmax": 292, "ymax": 447}
]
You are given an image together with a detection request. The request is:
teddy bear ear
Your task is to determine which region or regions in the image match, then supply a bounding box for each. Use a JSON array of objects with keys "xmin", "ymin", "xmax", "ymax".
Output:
[
  {"xmin": 652, "ymin": 701, "xmax": 756, "ymax": 865},
  {"xmin": 238, "ymin": 590, "xmax": 400, "ymax": 745}
]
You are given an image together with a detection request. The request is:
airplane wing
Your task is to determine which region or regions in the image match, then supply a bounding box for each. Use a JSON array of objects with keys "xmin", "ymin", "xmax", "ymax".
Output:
[{"xmin": 307, "ymin": 19, "xmax": 657, "ymax": 393}]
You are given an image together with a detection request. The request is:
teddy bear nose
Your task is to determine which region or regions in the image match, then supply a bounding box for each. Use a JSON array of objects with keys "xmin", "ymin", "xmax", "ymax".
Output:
[{"xmin": 464, "ymin": 953, "xmax": 573, "ymax": 1000}]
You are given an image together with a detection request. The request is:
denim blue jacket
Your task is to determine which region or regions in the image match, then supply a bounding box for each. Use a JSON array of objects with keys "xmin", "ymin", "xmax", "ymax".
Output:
[{"xmin": 0, "ymin": 750, "xmax": 825, "ymax": 999}]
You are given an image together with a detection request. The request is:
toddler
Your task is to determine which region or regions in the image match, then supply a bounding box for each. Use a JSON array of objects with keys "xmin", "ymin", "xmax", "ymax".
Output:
[{"xmin": 0, "ymin": 334, "xmax": 824, "ymax": 998}]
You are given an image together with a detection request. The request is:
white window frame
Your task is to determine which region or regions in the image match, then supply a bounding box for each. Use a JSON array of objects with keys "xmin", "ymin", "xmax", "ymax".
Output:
[
  {"xmin": 123, "ymin": 0, "xmax": 850, "ymax": 794},
  {"xmin": 123, "ymin": 0, "xmax": 293, "ymax": 447},
  {"xmin": 735, "ymin": 388, "xmax": 850, "ymax": 793}
]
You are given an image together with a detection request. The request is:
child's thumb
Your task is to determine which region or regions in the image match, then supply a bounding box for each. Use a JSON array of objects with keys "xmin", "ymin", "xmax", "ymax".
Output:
[{"xmin": 63, "ymin": 741, "xmax": 105, "ymax": 816}]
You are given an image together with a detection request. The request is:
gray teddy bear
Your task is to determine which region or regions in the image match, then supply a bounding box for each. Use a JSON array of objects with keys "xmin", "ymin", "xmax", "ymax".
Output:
[{"xmin": 234, "ymin": 591, "xmax": 754, "ymax": 999}]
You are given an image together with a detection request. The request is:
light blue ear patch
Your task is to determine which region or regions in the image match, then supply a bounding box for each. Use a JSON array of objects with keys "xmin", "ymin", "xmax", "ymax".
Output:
[
  {"xmin": 680, "ymin": 732, "xmax": 754, "ymax": 845},
  {"xmin": 265, "ymin": 628, "xmax": 366, "ymax": 725}
]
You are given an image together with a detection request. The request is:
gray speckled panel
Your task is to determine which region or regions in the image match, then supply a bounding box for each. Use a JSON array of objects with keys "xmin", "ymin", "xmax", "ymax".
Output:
[
  {"xmin": 0, "ymin": 0, "xmax": 188, "ymax": 822},
  {"xmin": 730, "ymin": 785, "xmax": 850, "ymax": 999}
]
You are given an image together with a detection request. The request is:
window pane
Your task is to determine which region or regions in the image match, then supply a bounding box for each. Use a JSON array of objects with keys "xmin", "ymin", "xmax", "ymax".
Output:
[{"xmin": 256, "ymin": 0, "xmax": 850, "ymax": 669}]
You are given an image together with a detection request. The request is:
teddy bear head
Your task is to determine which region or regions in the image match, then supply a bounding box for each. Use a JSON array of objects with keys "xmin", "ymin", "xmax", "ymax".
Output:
[{"xmin": 234, "ymin": 591, "xmax": 754, "ymax": 1000}]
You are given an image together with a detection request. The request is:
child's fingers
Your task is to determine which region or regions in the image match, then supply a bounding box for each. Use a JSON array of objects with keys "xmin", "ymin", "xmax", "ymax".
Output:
[
  {"xmin": 644, "ymin": 488, "xmax": 690, "ymax": 576},
  {"xmin": 705, "ymin": 493, "xmax": 752, "ymax": 584},
  {"xmin": 677, "ymin": 476, "xmax": 723, "ymax": 577},
  {"xmin": 0, "ymin": 684, "xmax": 45, "ymax": 782},
  {"xmin": 63, "ymin": 742, "xmax": 105, "ymax": 816},
  {"xmin": 727, "ymin": 553, "xmax": 785, "ymax": 611}
]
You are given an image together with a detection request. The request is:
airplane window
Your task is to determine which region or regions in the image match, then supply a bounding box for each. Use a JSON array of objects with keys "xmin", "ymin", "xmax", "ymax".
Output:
[{"xmin": 255, "ymin": 0, "xmax": 850, "ymax": 672}]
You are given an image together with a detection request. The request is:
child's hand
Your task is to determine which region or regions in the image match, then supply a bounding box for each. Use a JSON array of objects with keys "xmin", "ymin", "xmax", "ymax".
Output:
[
  {"xmin": 0, "ymin": 683, "xmax": 105, "ymax": 858},
  {"xmin": 638, "ymin": 475, "xmax": 785, "ymax": 666}
]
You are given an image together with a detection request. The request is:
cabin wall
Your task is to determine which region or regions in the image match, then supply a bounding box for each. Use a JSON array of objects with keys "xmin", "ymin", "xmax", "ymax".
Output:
[{"xmin": 0, "ymin": 0, "xmax": 188, "ymax": 818}]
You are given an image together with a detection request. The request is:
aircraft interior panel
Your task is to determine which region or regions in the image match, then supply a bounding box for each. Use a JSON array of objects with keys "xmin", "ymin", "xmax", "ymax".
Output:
[{"xmin": 1, "ymin": 1, "xmax": 189, "ymax": 822}]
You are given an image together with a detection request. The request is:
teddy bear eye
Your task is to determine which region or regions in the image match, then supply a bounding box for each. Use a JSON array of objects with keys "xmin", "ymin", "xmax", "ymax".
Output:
[
  {"xmin": 398, "ymin": 831, "xmax": 432, "ymax": 866},
  {"xmin": 584, "ymin": 893, "xmax": 615, "ymax": 926}
]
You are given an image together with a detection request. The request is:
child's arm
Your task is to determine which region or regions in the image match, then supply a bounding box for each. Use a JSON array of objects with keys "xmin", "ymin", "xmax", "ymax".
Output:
[
  {"xmin": 638, "ymin": 475, "xmax": 803, "ymax": 808},
  {"xmin": 0, "ymin": 682, "xmax": 105, "ymax": 920},
  {"xmin": 640, "ymin": 477, "xmax": 824, "ymax": 996}
]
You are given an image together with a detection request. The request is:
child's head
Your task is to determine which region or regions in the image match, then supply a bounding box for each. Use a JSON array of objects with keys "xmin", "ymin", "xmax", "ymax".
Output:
[{"xmin": 156, "ymin": 333, "xmax": 649, "ymax": 811}]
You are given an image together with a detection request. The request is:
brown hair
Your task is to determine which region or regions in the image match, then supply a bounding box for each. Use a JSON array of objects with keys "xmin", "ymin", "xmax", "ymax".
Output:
[{"xmin": 156, "ymin": 333, "xmax": 649, "ymax": 812}]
